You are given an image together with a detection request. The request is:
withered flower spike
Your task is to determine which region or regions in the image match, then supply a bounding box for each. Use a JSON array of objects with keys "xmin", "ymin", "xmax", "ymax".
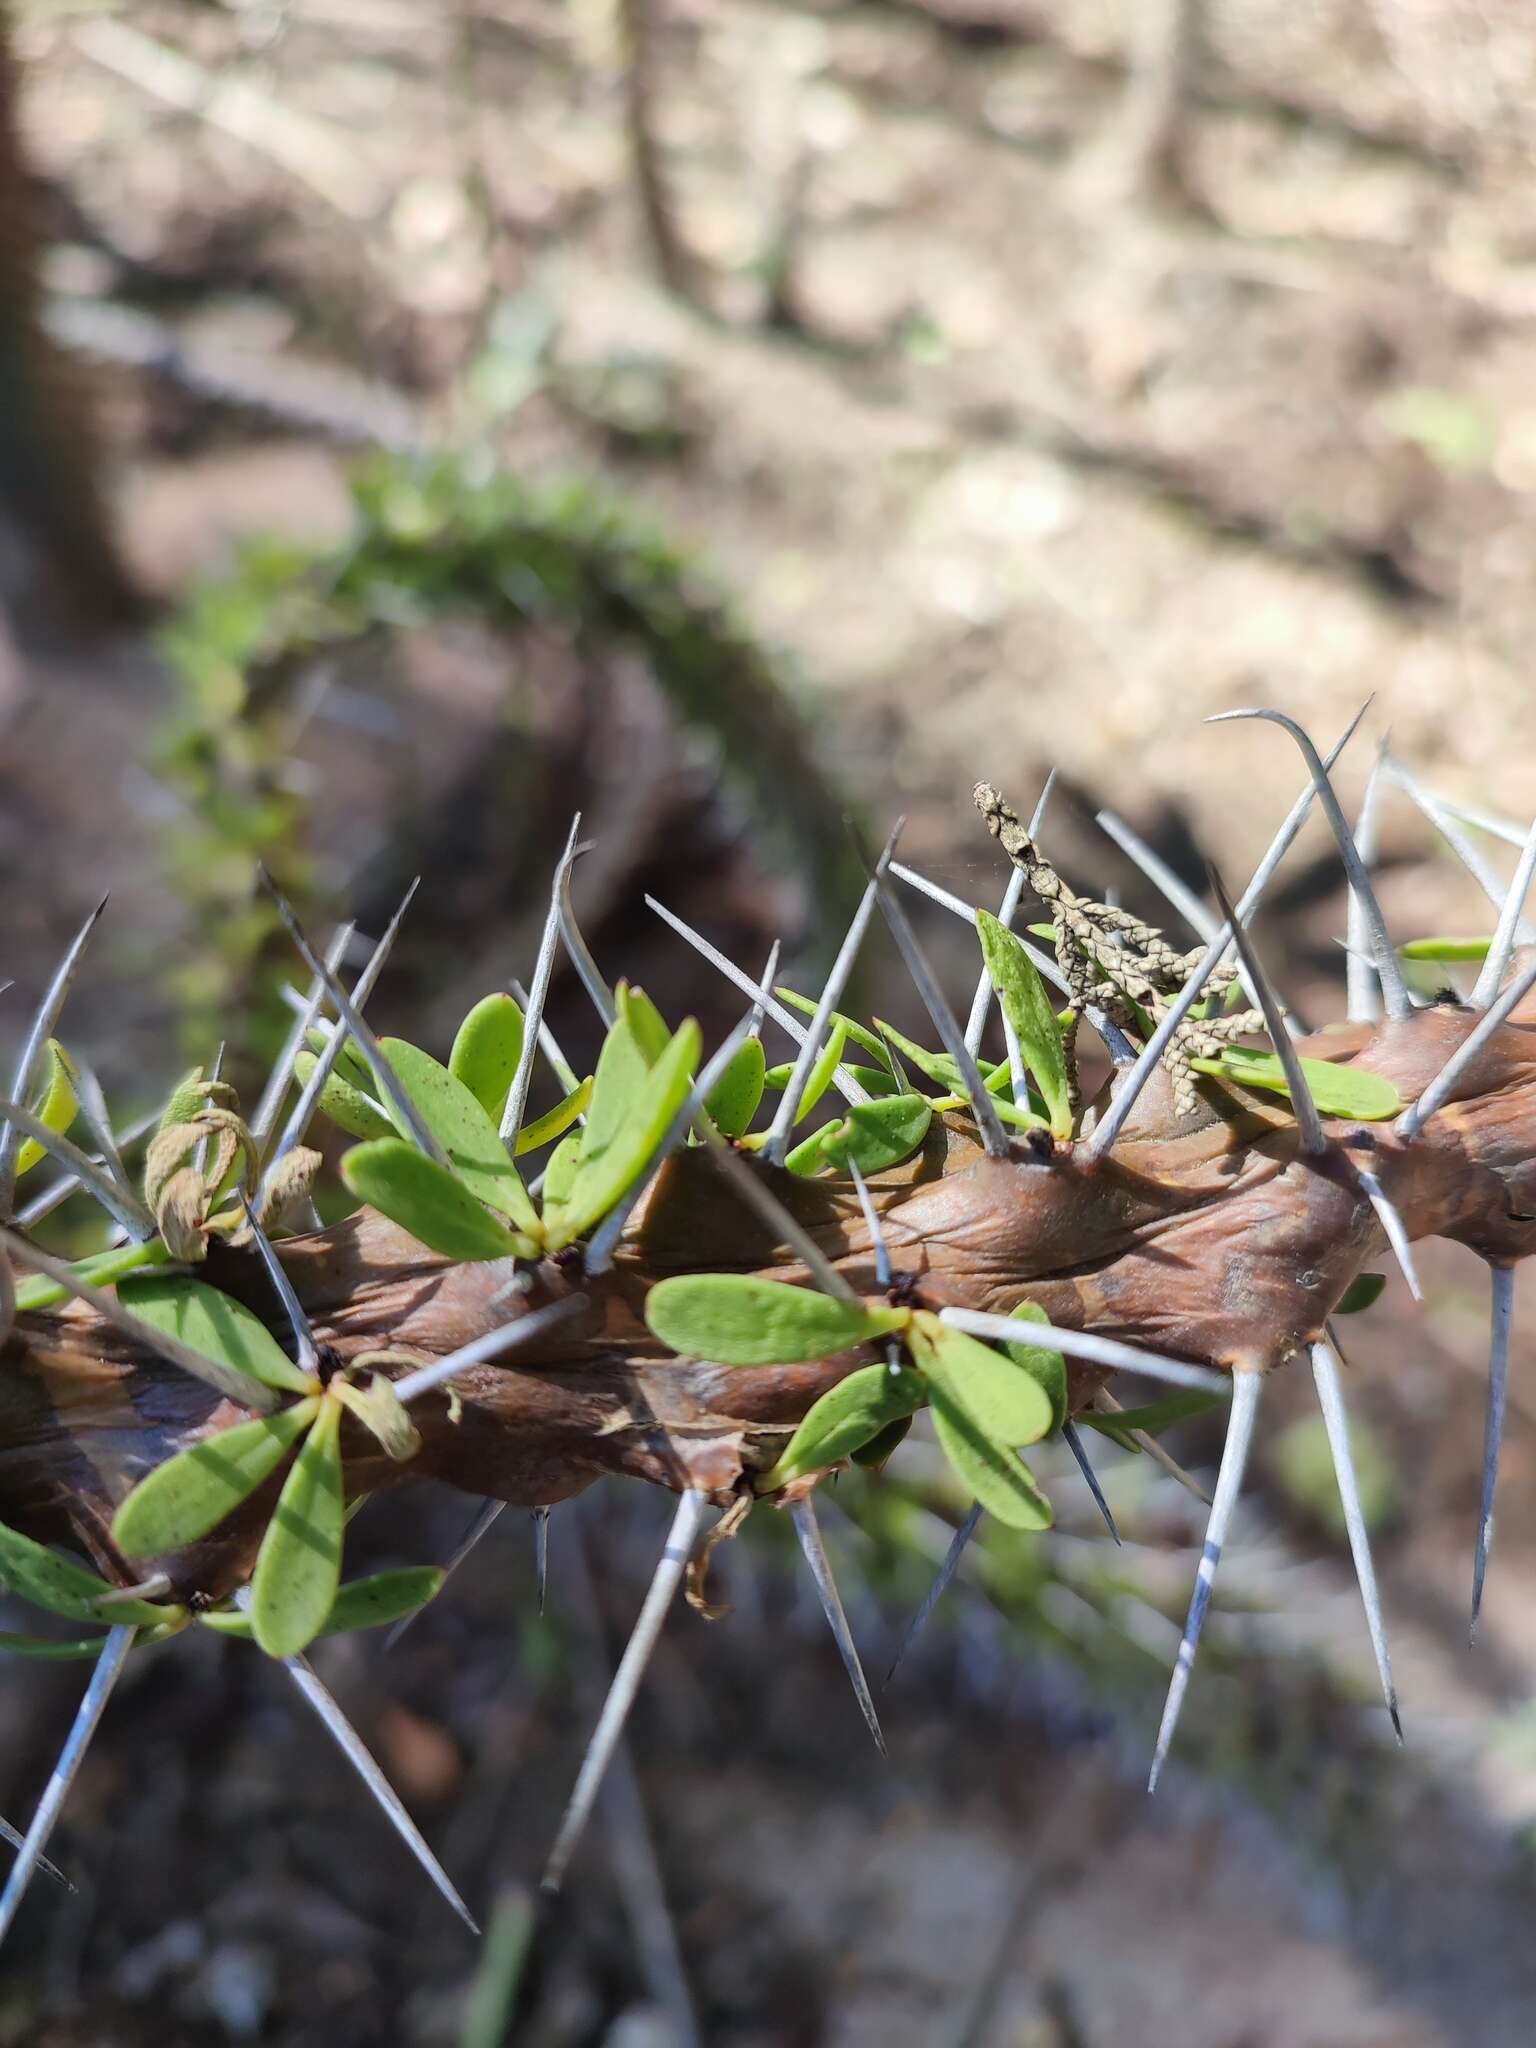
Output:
[
  {"xmin": 542, "ymin": 1489, "xmax": 708, "ymax": 1893},
  {"xmin": 765, "ymin": 825, "xmax": 900, "ymax": 1166},
  {"xmin": 0, "ymin": 1623, "xmax": 135, "ymax": 1949},
  {"xmin": 1148, "ymin": 1368, "xmax": 1262, "ymax": 1794},
  {"xmin": 1472, "ymin": 814, "xmax": 1536, "ymax": 1010},
  {"xmin": 645, "ymin": 895, "xmax": 868, "ymax": 1107},
  {"xmin": 385, "ymin": 1500, "xmax": 507, "ymax": 1654},
  {"xmin": 873, "ymin": 873, "xmax": 1011, "ymax": 1160},
  {"xmin": 1063, "ymin": 1420, "xmax": 1121, "ymax": 1544},
  {"xmin": 886, "ymin": 1503, "xmax": 984, "ymax": 1685},
  {"xmin": 0, "ymin": 897, "xmax": 107, "ymax": 1220},
  {"xmin": 1472, "ymin": 1265, "xmax": 1516, "ymax": 1638},
  {"xmin": 260, "ymin": 870, "xmax": 445, "ymax": 1167},
  {"xmin": 966, "ymin": 770, "xmax": 1057, "ymax": 1056},
  {"xmin": 1208, "ymin": 706, "xmax": 1411, "ymax": 1020},
  {"xmin": 1309, "ymin": 1340, "xmax": 1402, "ymax": 1739},
  {"xmin": 586, "ymin": 1009, "xmax": 760, "ymax": 1274},
  {"xmin": 895, "ymin": 863, "xmax": 1138, "ymax": 1069},
  {"xmin": 1398, "ymin": 951, "xmax": 1536, "ymax": 1138},
  {"xmin": 1351, "ymin": 1166, "xmax": 1422, "ymax": 1302},
  {"xmin": 789, "ymin": 1497, "xmax": 886, "ymax": 1757},
  {"xmin": 283, "ymin": 1652, "xmax": 478, "ymax": 1934},
  {"xmin": 938, "ymin": 1306, "xmax": 1228, "ymax": 1396},
  {"xmin": 558, "ymin": 840, "xmax": 616, "ymax": 1027},
  {"xmin": 240, "ymin": 1206, "xmax": 318, "ymax": 1376},
  {"xmin": 1347, "ymin": 748, "xmax": 1387, "ymax": 1026},
  {"xmin": 502, "ymin": 817, "xmax": 584, "ymax": 1149},
  {"xmin": 252, "ymin": 920, "xmax": 356, "ymax": 1151},
  {"xmin": 391, "ymin": 1296, "xmax": 589, "ymax": 1407},
  {"xmin": 534, "ymin": 1505, "xmax": 550, "ymax": 1614},
  {"xmin": 0, "ymin": 1223, "xmax": 278, "ymax": 1413},
  {"xmin": 846, "ymin": 1156, "xmax": 890, "ymax": 1291},
  {"xmin": 1206, "ymin": 867, "xmax": 1324, "ymax": 1156}
]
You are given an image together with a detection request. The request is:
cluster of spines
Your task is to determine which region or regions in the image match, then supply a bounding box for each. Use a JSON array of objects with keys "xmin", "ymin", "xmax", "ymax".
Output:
[{"xmin": 2, "ymin": 702, "xmax": 1535, "ymax": 1963}]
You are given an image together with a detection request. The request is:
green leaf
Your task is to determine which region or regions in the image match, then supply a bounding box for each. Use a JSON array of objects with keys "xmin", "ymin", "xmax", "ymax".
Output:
[
  {"xmin": 617, "ymin": 982, "xmax": 671, "ymax": 1065},
  {"xmin": 776, "ymin": 989, "xmax": 893, "ymax": 1071},
  {"xmin": 538, "ymin": 1129, "xmax": 584, "ymax": 1237},
  {"xmin": 15, "ymin": 1040, "xmax": 79, "ymax": 1179},
  {"xmin": 379, "ymin": 1039, "xmax": 540, "ymax": 1236},
  {"xmin": 976, "ymin": 912, "xmax": 1072, "ymax": 1138},
  {"xmin": 799, "ymin": 1021, "xmax": 848, "ymax": 1125},
  {"xmin": 342, "ymin": 1139, "xmax": 538, "ymax": 1261},
  {"xmin": 907, "ymin": 1311, "xmax": 1054, "ymax": 1531},
  {"xmin": 546, "ymin": 1019, "xmax": 702, "ymax": 1249},
  {"xmin": 844, "ymin": 1064, "xmax": 903, "ymax": 1099},
  {"xmin": 851, "ymin": 1415, "xmax": 913, "ymax": 1469},
  {"xmin": 758, "ymin": 1362, "xmax": 925, "ymax": 1490},
  {"xmin": 0, "ymin": 1518, "xmax": 166, "ymax": 1626},
  {"xmin": 646, "ymin": 1273, "xmax": 909, "ymax": 1365},
  {"xmin": 157, "ymin": 1064, "xmax": 213, "ymax": 1135},
  {"xmin": 1079, "ymin": 1388, "xmax": 1222, "ymax": 1442},
  {"xmin": 293, "ymin": 1051, "xmax": 394, "ymax": 1140},
  {"xmin": 704, "ymin": 1036, "xmax": 766, "ymax": 1139},
  {"xmin": 112, "ymin": 1398, "xmax": 321, "ymax": 1559},
  {"xmin": 306, "ymin": 1028, "xmax": 374, "ymax": 1094},
  {"xmin": 0, "ymin": 1630, "xmax": 116, "ymax": 1660},
  {"xmin": 15, "ymin": 1236, "xmax": 173, "ymax": 1314},
  {"xmin": 786, "ymin": 1092, "xmax": 933, "ymax": 1177},
  {"xmin": 1336, "ymin": 1271, "xmax": 1387, "ymax": 1315},
  {"xmin": 250, "ymin": 1394, "xmax": 346, "ymax": 1658},
  {"xmin": 1400, "ymin": 936, "xmax": 1491, "ymax": 962},
  {"xmin": 513, "ymin": 1075, "xmax": 592, "ymax": 1155},
  {"xmin": 997, "ymin": 1299, "xmax": 1067, "ymax": 1435},
  {"xmin": 449, "ymin": 993, "xmax": 525, "ymax": 1121},
  {"xmin": 871, "ymin": 1019, "xmax": 965, "ymax": 1096},
  {"xmin": 1189, "ymin": 1049, "xmax": 1401, "ymax": 1121},
  {"xmin": 119, "ymin": 1275, "xmax": 317, "ymax": 1396},
  {"xmin": 200, "ymin": 1565, "xmax": 443, "ymax": 1641}
]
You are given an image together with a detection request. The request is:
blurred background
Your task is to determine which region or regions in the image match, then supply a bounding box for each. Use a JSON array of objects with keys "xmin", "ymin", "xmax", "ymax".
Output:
[{"xmin": 6, "ymin": 1, "xmax": 1536, "ymax": 2041}]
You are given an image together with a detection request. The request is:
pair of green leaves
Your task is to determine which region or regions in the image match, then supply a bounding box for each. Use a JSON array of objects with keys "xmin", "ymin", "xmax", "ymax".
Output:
[
  {"xmin": 975, "ymin": 912, "xmax": 1073, "ymax": 1139},
  {"xmin": 645, "ymin": 1274, "xmax": 1057, "ymax": 1529},
  {"xmin": 114, "ymin": 1390, "xmax": 342, "ymax": 1659}
]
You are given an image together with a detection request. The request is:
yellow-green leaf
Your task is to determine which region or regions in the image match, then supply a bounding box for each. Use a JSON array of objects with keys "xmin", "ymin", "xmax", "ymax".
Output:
[
  {"xmin": 250, "ymin": 1395, "xmax": 345, "ymax": 1658},
  {"xmin": 449, "ymin": 993, "xmax": 525, "ymax": 1121},
  {"xmin": 15, "ymin": 1236, "xmax": 173, "ymax": 1314},
  {"xmin": 1191, "ymin": 1049, "xmax": 1401, "ymax": 1121},
  {"xmin": 0, "ymin": 1518, "xmax": 165, "ymax": 1626},
  {"xmin": 15, "ymin": 1040, "xmax": 79, "ymax": 1179},
  {"xmin": 199, "ymin": 1565, "xmax": 443, "ymax": 1641},
  {"xmin": 379, "ymin": 1038, "xmax": 540, "ymax": 1237},
  {"xmin": 119, "ymin": 1275, "xmax": 316, "ymax": 1396},
  {"xmin": 293, "ymin": 1051, "xmax": 393, "ymax": 1140},
  {"xmin": 758, "ymin": 1362, "xmax": 925, "ymax": 1490},
  {"xmin": 704, "ymin": 1036, "xmax": 766, "ymax": 1139},
  {"xmin": 617, "ymin": 982, "xmax": 671, "ymax": 1065},
  {"xmin": 907, "ymin": 1311, "xmax": 1054, "ymax": 1530},
  {"xmin": 546, "ymin": 1019, "xmax": 702, "ymax": 1249},
  {"xmin": 112, "ymin": 1398, "xmax": 321, "ymax": 1558},
  {"xmin": 786, "ymin": 1093, "xmax": 932, "ymax": 1177},
  {"xmin": 646, "ymin": 1273, "xmax": 908, "ymax": 1365},
  {"xmin": 976, "ymin": 912, "xmax": 1072, "ymax": 1138},
  {"xmin": 341, "ymin": 1139, "xmax": 537, "ymax": 1262},
  {"xmin": 513, "ymin": 1076, "xmax": 592, "ymax": 1155}
]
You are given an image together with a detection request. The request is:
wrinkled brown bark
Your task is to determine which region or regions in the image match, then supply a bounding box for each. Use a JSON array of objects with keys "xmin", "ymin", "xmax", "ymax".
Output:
[{"xmin": 5, "ymin": 1001, "xmax": 1535, "ymax": 1601}]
